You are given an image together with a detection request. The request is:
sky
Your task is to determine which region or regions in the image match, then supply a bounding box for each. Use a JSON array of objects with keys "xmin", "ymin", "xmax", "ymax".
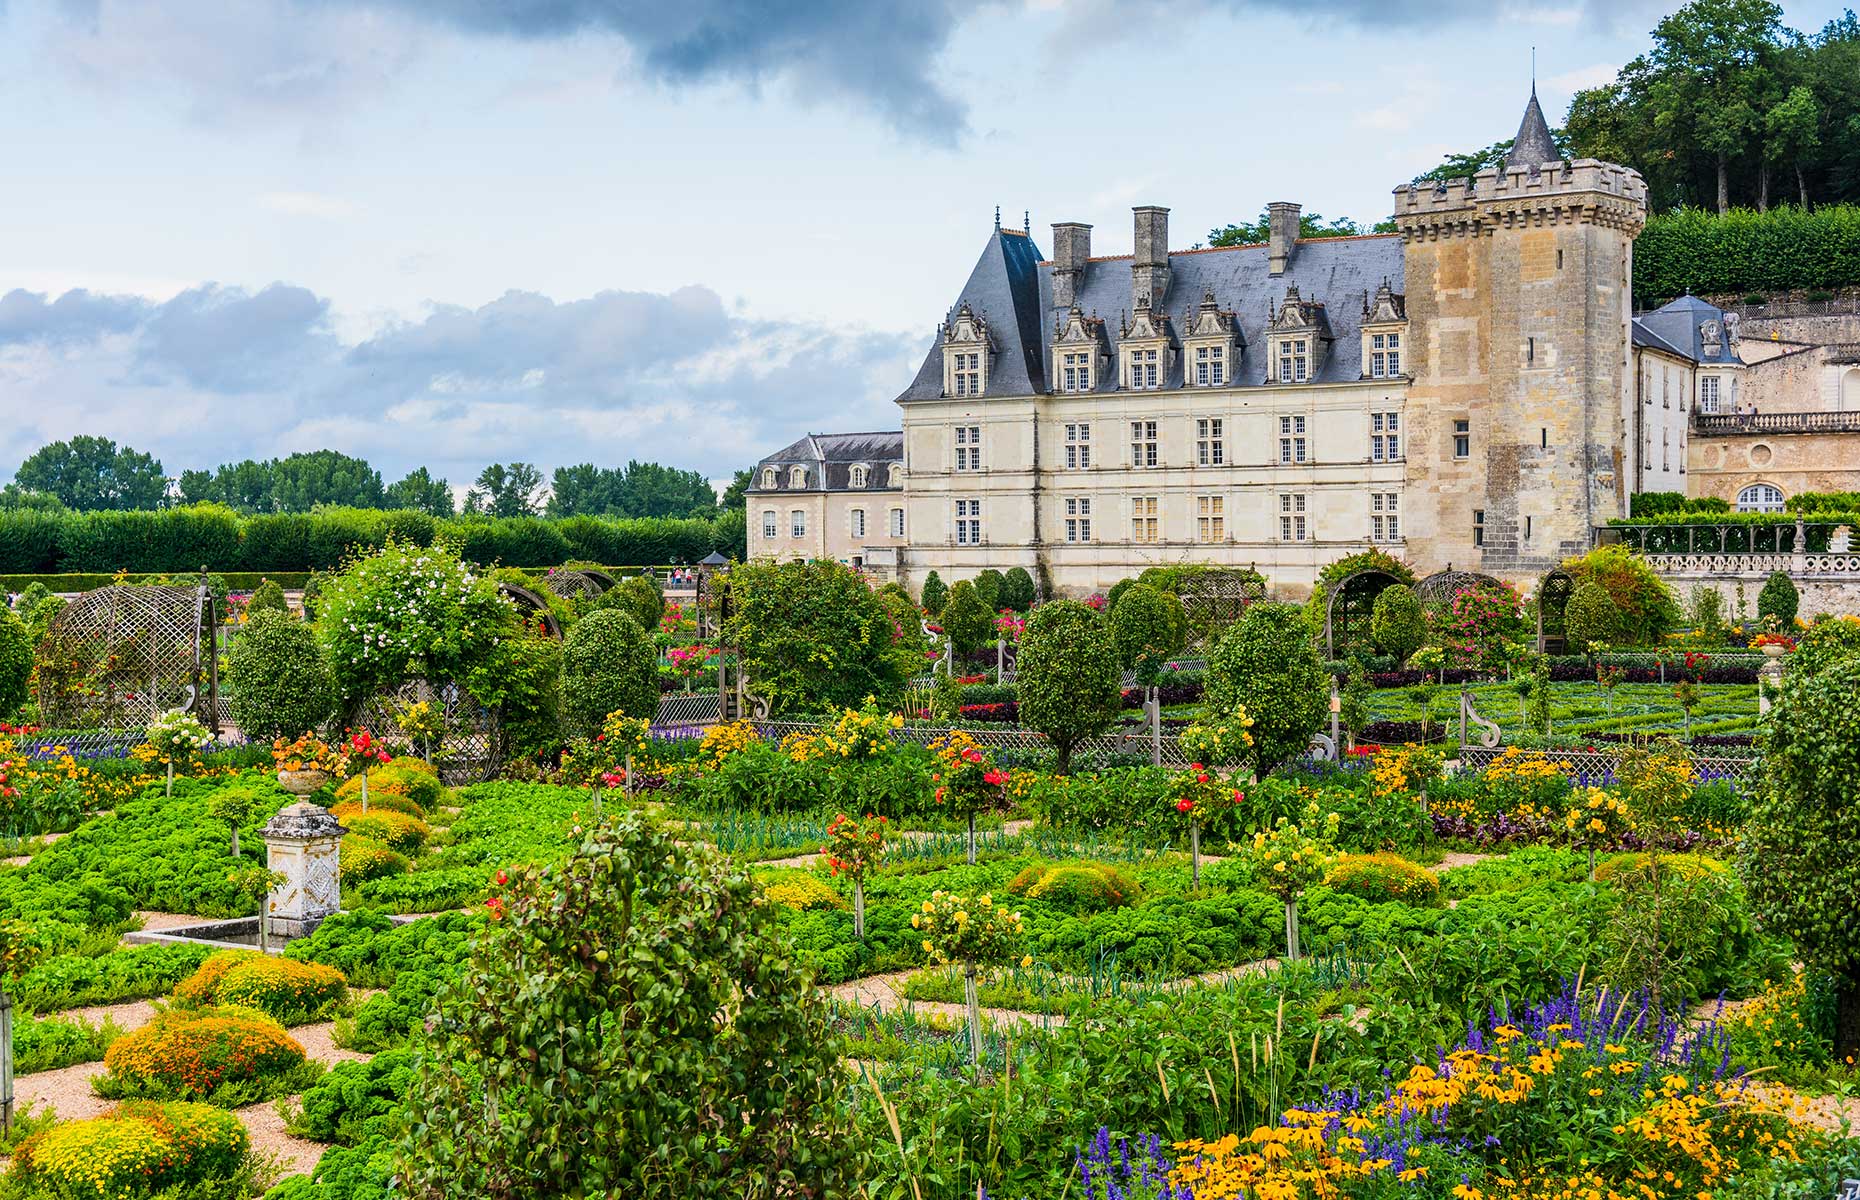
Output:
[{"xmin": 0, "ymin": 0, "xmax": 1850, "ymax": 494}]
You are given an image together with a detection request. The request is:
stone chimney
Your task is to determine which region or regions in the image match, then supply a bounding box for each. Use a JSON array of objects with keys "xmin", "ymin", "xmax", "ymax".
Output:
[
  {"xmin": 1051, "ymin": 221, "xmax": 1092, "ymax": 309},
  {"xmin": 1131, "ymin": 206, "xmax": 1171, "ymax": 311},
  {"xmin": 1268, "ymin": 201, "xmax": 1302, "ymax": 276}
]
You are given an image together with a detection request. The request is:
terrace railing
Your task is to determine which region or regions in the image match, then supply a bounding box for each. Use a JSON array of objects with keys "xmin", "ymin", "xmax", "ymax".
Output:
[{"xmin": 1691, "ymin": 410, "xmax": 1860, "ymax": 435}]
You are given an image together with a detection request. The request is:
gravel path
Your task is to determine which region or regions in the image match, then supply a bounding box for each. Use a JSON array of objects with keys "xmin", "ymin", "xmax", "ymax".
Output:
[
  {"xmin": 238, "ymin": 1097, "xmax": 331, "ymax": 1177},
  {"xmin": 1435, "ymin": 851, "xmax": 1495, "ymax": 871},
  {"xmin": 135, "ymin": 911, "xmax": 211, "ymax": 932}
]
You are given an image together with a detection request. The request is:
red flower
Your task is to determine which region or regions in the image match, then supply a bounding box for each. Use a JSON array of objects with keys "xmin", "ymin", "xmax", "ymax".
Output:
[
  {"xmin": 1176, "ymin": 798, "xmax": 1194, "ymax": 813},
  {"xmin": 1195, "ymin": 773, "xmax": 1208, "ymax": 784},
  {"xmin": 982, "ymin": 769, "xmax": 1008, "ymax": 786},
  {"xmin": 494, "ymin": 869, "xmax": 508, "ymax": 886},
  {"xmin": 485, "ymin": 896, "xmax": 505, "ymax": 920}
]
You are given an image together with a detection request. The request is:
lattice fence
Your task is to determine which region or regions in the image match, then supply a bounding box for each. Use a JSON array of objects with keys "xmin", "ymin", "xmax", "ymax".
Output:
[
  {"xmin": 1457, "ymin": 745, "xmax": 1762, "ymax": 789},
  {"xmin": 34, "ymin": 583, "xmax": 218, "ymax": 736},
  {"xmin": 352, "ymin": 680, "xmax": 500, "ymax": 785},
  {"xmin": 750, "ymin": 719, "xmax": 1193, "ymax": 764}
]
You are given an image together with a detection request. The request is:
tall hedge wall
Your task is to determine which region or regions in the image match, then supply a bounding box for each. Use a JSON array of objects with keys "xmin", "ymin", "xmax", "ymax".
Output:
[
  {"xmin": 1634, "ymin": 204, "xmax": 1860, "ymax": 307},
  {"xmin": 0, "ymin": 504, "xmax": 745, "ymax": 574}
]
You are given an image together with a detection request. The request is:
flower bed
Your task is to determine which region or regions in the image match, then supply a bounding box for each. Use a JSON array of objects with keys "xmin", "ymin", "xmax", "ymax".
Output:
[
  {"xmin": 95, "ymin": 1008, "xmax": 320, "ymax": 1106},
  {"xmin": 173, "ymin": 950, "xmax": 348, "ymax": 1025},
  {"xmin": 9, "ymin": 1101, "xmax": 250, "ymax": 1200}
]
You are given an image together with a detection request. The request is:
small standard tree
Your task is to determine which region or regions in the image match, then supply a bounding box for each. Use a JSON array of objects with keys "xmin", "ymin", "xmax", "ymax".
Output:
[
  {"xmin": 1016, "ymin": 600, "xmax": 1122, "ymax": 773},
  {"xmin": 1207, "ymin": 604, "xmax": 1328, "ymax": 771},
  {"xmin": 919, "ymin": 571, "xmax": 949, "ymax": 616},
  {"xmin": 938, "ymin": 580, "xmax": 996, "ymax": 657},
  {"xmin": 1370, "ymin": 584, "xmax": 1426, "ymax": 663},
  {"xmin": 720, "ymin": 559, "xmax": 902, "ymax": 715},
  {"xmin": 206, "ymin": 786, "xmax": 259, "ymax": 858},
  {"xmin": 1242, "ymin": 801, "xmax": 1339, "ymax": 962},
  {"xmin": 1743, "ymin": 659, "xmax": 1860, "ymax": 1058},
  {"xmin": 1110, "ymin": 583, "xmax": 1187, "ymax": 744},
  {"xmin": 1562, "ymin": 580, "xmax": 1622, "ymax": 651},
  {"xmin": 224, "ymin": 609, "xmax": 335, "ymax": 742},
  {"xmin": 559, "ymin": 609, "xmax": 659, "ymax": 736},
  {"xmin": 398, "ymin": 812, "xmax": 863, "ymax": 1195},
  {"xmin": 246, "ymin": 579, "xmax": 288, "ymax": 615},
  {"xmin": 600, "ymin": 575, "xmax": 666, "ymax": 633},
  {"xmin": 972, "ymin": 569, "xmax": 1005, "ymax": 613},
  {"xmin": 1757, "ymin": 570, "xmax": 1799, "ymax": 629},
  {"xmin": 914, "ymin": 889, "xmax": 1028, "ymax": 1063},
  {"xmin": 822, "ymin": 813, "xmax": 887, "ymax": 939}
]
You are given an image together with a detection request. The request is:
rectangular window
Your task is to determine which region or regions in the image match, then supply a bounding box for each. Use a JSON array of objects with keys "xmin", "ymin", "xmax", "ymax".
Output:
[
  {"xmin": 1453, "ymin": 418, "xmax": 1470, "ymax": 459},
  {"xmin": 1130, "ymin": 420, "xmax": 1159, "ymax": 468},
  {"xmin": 1277, "ymin": 338, "xmax": 1309, "ymax": 383},
  {"xmin": 790, "ymin": 510, "xmax": 806, "ymax": 539},
  {"xmin": 1194, "ymin": 344, "xmax": 1225, "ymax": 386},
  {"xmin": 1064, "ymin": 497, "xmax": 1092, "ymax": 543},
  {"xmin": 1060, "ymin": 351, "xmax": 1093, "ymax": 394},
  {"xmin": 1371, "ymin": 411, "xmax": 1401, "ymax": 461},
  {"xmin": 761, "ymin": 510, "xmax": 777, "ymax": 540},
  {"xmin": 1131, "ymin": 496, "xmax": 1159, "ymax": 543},
  {"xmin": 850, "ymin": 509, "xmax": 866, "ymax": 539},
  {"xmin": 954, "ymin": 499, "xmax": 982, "ymax": 546},
  {"xmin": 1129, "ymin": 347, "xmax": 1160, "ymax": 390},
  {"xmin": 1524, "ymin": 514, "xmax": 1532, "ymax": 541},
  {"xmin": 954, "ymin": 424, "xmax": 982, "ymax": 472},
  {"xmin": 1699, "ymin": 376, "xmax": 1721, "ymax": 414},
  {"xmin": 888, "ymin": 507, "xmax": 905, "ymax": 538},
  {"xmin": 1278, "ymin": 493, "xmax": 1306, "ymax": 541},
  {"xmin": 952, "ymin": 351, "xmax": 980, "ymax": 397},
  {"xmin": 1473, "ymin": 509, "xmax": 1485, "ymax": 547},
  {"xmin": 1196, "ymin": 418, "xmax": 1224, "ymax": 466},
  {"xmin": 1196, "ymin": 495, "xmax": 1225, "ymax": 543},
  {"xmin": 1064, "ymin": 422, "xmax": 1092, "ymax": 470},
  {"xmin": 1369, "ymin": 493, "xmax": 1400, "ymax": 542},
  {"xmin": 1369, "ymin": 332, "xmax": 1401, "ymax": 378},
  {"xmin": 1278, "ymin": 414, "xmax": 1307, "ymax": 464},
  {"xmin": 1662, "ymin": 429, "xmax": 1670, "ymax": 471}
]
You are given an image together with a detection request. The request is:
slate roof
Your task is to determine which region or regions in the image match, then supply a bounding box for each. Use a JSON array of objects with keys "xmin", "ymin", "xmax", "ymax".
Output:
[
  {"xmin": 747, "ymin": 431, "xmax": 903, "ymax": 495},
  {"xmin": 1633, "ymin": 295, "xmax": 1737, "ymax": 364},
  {"xmin": 894, "ymin": 233, "xmax": 1407, "ymax": 403},
  {"xmin": 1506, "ymin": 86, "xmax": 1562, "ymax": 170}
]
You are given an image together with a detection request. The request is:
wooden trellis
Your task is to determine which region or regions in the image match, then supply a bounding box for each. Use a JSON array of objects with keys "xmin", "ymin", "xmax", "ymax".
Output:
[
  {"xmin": 354, "ymin": 679, "xmax": 501, "ymax": 785},
  {"xmin": 496, "ymin": 582, "xmax": 562, "ymax": 639},
  {"xmin": 1323, "ymin": 569, "xmax": 1403, "ymax": 660},
  {"xmin": 34, "ymin": 582, "xmax": 219, "ymax": 734},
  {"xmin": 540, "ymin": 568, "xmax": 616, "ymax": 602},
  {"xmin": 1175, "ymin": 569, "xmax": 1268, "ymax": 647},
  {"xmin": 1416, "ymin": 568, "xmax": 1505, "ymax": 607},
  {"xmin": 1536, "ymin": 569, "xmax": 1575, "ymax": 654}
]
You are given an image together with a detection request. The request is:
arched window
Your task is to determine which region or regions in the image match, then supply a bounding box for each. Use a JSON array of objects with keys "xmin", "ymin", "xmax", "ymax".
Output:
[
  {"xmin": 1841, "ymin": 367, "xmax": 1860, "ymax": 413},
  {"xmin": 761, "ymin": 467, "xmax": 777, "ymax": 489},
  {"xmin": 888, "ymin": 464, "xmax": 903, "ymax": 488},
  {"xmin": 789, "ymin": 465, "xmax": 808, "ymax": 489},
  {"xmin": 1736, "ymin": 483, "xmax": 1785, "ymax": 513},
  {"xmin": 849, "ymin": 464, "xmax": 869, "ymax": 488}
]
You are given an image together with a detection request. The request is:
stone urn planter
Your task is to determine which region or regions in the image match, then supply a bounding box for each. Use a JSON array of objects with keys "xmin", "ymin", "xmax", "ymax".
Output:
[
  {"xmin": 1760, "ymin": 643, "xmax": 1785, "ymax": 659},
  {"xmin": 276, "ymin": 768, "xmax": 332, "ymax": 795}
]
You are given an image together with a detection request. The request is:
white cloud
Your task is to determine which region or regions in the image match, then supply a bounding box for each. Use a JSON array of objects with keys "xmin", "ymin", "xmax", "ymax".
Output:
[
  {"xmin": 1544, "ymin": 63, "xmax": 1619, "ymax": 93},
  {"xmin": 259, "ymin": 191, "xmax": 361, "ymax": 219}
]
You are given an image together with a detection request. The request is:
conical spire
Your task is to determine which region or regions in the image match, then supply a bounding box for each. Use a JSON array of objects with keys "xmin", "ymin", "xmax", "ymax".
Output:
[{"xmin": 1505, "ymin": 85, "xmax": 1560, "ymax": 170}]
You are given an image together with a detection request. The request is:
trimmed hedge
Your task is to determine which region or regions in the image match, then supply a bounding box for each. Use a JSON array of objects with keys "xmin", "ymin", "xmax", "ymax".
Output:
[{"xmin": 1634, "ymin": 204, "xmax": 1860, "ymax": 307}]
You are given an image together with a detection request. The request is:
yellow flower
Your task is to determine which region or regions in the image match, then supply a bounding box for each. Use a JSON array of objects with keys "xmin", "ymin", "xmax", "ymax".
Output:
[{"xmin": 1019, "ymin": 954, "xmax": 1032, "ymax": 968}]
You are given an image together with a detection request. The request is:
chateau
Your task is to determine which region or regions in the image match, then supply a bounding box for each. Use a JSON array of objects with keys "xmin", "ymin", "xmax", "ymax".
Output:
[{"xmin": 745, "ymin": 91, "xmax": 1854, "ymax": 599}]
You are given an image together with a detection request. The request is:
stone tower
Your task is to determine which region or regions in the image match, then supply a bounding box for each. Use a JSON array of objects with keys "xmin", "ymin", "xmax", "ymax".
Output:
[{"xmin": 1393, "ymin": 90, "xmax": 1648, "ymax": 584}]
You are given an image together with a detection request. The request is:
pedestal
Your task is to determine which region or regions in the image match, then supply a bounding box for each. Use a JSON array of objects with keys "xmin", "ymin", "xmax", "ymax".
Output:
[{"xmin": 262, "ymin": 802, "xmax": 346, "ymax": 940}]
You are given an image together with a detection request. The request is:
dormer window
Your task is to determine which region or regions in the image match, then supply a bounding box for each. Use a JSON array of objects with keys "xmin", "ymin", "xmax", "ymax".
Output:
[
  {"xmin": 1278, "ymin": 339, "xmax": 1310, "ymax": 383},
  {"xmin": 1194, "ymin": 345, "xmax": 1226, "ymax": 386},
  {"xmin": 1117, "ymin": 295, "xmax": 1172, "ymax": 393},
  {"xmin": 941, "ymin": 301, "xmax": 991, "ymax": 399},
  {"xmin": 1368, "ymin": 332, "xmax": 1402, "ymax": 378},
  {"xmin": 1360, "ymin": 281, "xmax": 1407, "ymax": 380},
  {"xmin": 952, "ymin": 353, "xmax": 981, "ymax": 395},
  {"xmin": 788, "ymin": 465, "xmax": 808, "ymax": 489},
  {"xmin": 887, "ymin": 464, "xmax": 903, "ymax": 488},
  {"xmin": 1060, "ymin": 352, "xmax": 1093, "ymax": 392},
  {"xmin": 1267, "ymin": 284, "xmax": 1331, "ymax": 383},
  {"xmin": 1053, "ymin": 304, "xmax": 1106, "ymax": 396},
  {"xmin": 761, "ymin": 466, "xmax": 777, "ymax": 489},
  {"xmin": 1128, "ymin": 348, "xmax": 1161, "ymax": 390},
  {"xmin": 849, "ymin": 464, "xmax": 870, "ymax": 488},
  {"xmin": 1183, "ymin": 289, "xmax": 1240, "ymax": 389}
]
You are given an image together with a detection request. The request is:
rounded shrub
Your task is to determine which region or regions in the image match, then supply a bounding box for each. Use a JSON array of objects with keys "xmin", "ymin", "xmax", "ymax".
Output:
[
  {"xmin": 341, "ymin": 836, "xmax": 411, "ymax": 882},
  {"xmin": 938, "ymin": 580, "xmax": 995, "ymax": 653},
  {"xmin": 223, "ymin": 608, "xmax": 334, "ymax": 741},
  {"xmin": 98, "ymin": 1008, "xmax": 313, "ymax": 1103},
  {"xmin": 0, "ymin": 605, "xmax": 32, "ymax": 719},
  {"xmin": 1369, "ymin": 584, "xmax": 1426, "ymax": 663},
  {"xmin": 1758, "ymin": 570, "xmax": 1799, "ymax": 627},
  {"xmin": 1325, "ymin": 854, "xmax": 1443, "ymax": 907},
  {"xmin": 1561, "ymin": 580, "xmax": 1621, "ymax": 649},
  {"xmin": 919, "ymin": 571, "xmax": 948, "ymax": 616},
  {"xmin": 246, "ymin": 578, "xmax": 288, "ymax": 615},
  {"xmin": 12, "ymin": 1100, "xmax": 250, "ymax": 1199},
  {"xmin": 559, "ymin": 609, "xmax": 659, "ymax": 736},
  {"xmin": 1017, "ymin": 600, "xmax": 1122, "ymax": 773},
  {"xmin": 759, "ymin": 872, "xmax": 845, "ymax": 912},
  {"xmin": 1001, "ymin": 566, "xmax": 1037, "ymax": 611},
  {"xmin": 1207, "ymin": 603, "xmax": 1328, "ymax": 770},
  {"xmin": 331, "ymin": 807, "xmax": 429, "ymax": 853},
  {"xmin": 1108, "ymin": 583, "xmax": 1186, "ymax": 686},
  {"xmin": 332, "ymin": 756, "xmax": 442, "ymax": 815},
  {"xmin": 597, "ymin": 575, "xmax": 665, "ymax": 633},
  {"xmin": 1560, "ymin": 545, "xmax": 1679, "ymax": 645},
  {"xmin": 175, "ymin": 951, "xmax": 348, "ymax": 1025},
  {"xmin": 1018, "ymin": 863, "xmax": 1141, "ymax": 915}
]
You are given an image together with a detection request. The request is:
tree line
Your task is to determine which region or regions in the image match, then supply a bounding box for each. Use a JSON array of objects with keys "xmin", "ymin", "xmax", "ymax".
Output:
[{"xmin": 5, "ymin": 435, "xmax": 748, "ymax": 521}]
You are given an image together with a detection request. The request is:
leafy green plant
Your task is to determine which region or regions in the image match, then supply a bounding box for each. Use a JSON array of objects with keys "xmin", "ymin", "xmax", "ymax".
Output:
[
  {"xmin": 1758, "ymin": 570, "xmax": 1799, "ymax": 628},
  {"xmin": 919, "ymin": 570, "xmax": 948, "ymax": 616},
  {"xmin": 1369, "ymin": 584, "xmax": 1426, "ymax": 662},
  {"xmin": 1207, "ymin": 604, "xmax": 1327, "ymax": 770},
  {"xmin": 720, "ymin": 558, "xmax": 904, "ymax": 715},
  {"xmin": 557, "ymin": 608, "xmax": 657, "ymax": 736},
  {"xmin": 1016, "ymin": 600, "xmax": 1122, "ymax": 773},
  {"xmin": 938, "ymin": 579, "xmax": 995, "ymax": 655}
]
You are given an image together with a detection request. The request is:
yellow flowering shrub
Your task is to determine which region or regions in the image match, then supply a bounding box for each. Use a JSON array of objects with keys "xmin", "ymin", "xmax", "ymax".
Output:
[
  {"xmin": 173, "ymin": 951, "xmax": 348, "ymax": 1025},
  {"xmin": 1563, "ymin": 786, "xmax": 1632, "ymax": 849},
  {"xmin": 759, "ymin": 871, "xmax": 845, "ymax": 912},
  {"xmin": 1325, "ymin": 853, "xmax": 1443, "ymax": 907},
  {"xmin": 911, "ymin": 889, "xmax": 1030, "ymax": 971},
  {"xmin": 98, "ymin": 1007, "xmax": 314, "ymax": 1102},
  {"xmin": 1242, "ymin": 802, "xmax": 1341, "ymax": 904},
  {"xmin": 811, "ymin": 698, "xmax": 905, "ymax": 760},
  {"xmin": 332, "ymin": 755, "xmax": 443, "ymax": 815},
  {"xmin": 340, "ymin": 835, "xmax": 411, "ymax": 881},
  {"xmin": 329, "ymin": 805, "xmax": 430, "ymax": 853},
  {"xmin": 1369, "ymin": 743, "xmax": 1444, "ymax": 801},
  {"xmin": 696, "ymin": 719, "xmax": 760, "ymax": 767},
  {"xmin": 1717, "ymin": 972, "xmax": 1833, "ymax": 1071},
  {"xmin": 1473, "ymin": 746, "xmax": 1573, "ymax": 819},
  {"xmin": 11, "ymin": 1101, "xmax": 249, "ymax": 1200}
]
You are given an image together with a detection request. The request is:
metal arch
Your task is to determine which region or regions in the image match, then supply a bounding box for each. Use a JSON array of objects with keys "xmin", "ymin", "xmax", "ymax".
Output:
[
  {"xmin": 540, "ymin": 568, "xmax": 616, "ymax": 601},
  {"xmin": 1536, "ymin": 569, "xmax": 1576, "ymax": 654},
  {"xmin": 35, "ymin": 583, "xmax": 216, "ymax": 733},
  {"xmin": 496, "ymin": 582, "xmax": 563, "ymax": 639},
  {"xmin": 1323, "ymin": 568, "xmax": 1403, "ymax": 660},
  {"xmin": 1415, "ymin": 568, "xmax": 1505, "ymax": 607},
  {"xmin": 1174, "ymin": 568, "xmax": 1268, "ymax": 647}
]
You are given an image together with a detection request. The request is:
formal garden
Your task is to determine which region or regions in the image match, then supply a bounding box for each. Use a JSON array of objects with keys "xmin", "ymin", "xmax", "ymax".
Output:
[{"xmin": 0, "ymin": 538, "xmax": 1853, "ymax": 1198}]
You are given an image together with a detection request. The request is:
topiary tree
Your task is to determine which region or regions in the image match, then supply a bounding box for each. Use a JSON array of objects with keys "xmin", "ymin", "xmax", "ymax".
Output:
[
  {"xmin": 559, "ymin": 609, "xmax": 659, "ymax": 736},
  {"xmin": 0, "ymin": 607, "xmax": 32, "ymax": 719},
  {"xmin": 1016, "ymin": 600, "xmax": 1122, "ymax": 773},
  {"xmin": 919, "ymin": 570, "xmax": 948, "ymax": 616},
  {"xmin": 973, "ymin": 569, "xmax": 1005, "ymax": 614},
  {"xmin": 1369, "ymin": 584, "xmax": 1426, "ymax": 663},
  {"xmin": 938, "ymin": 580, "xmax": 995, "ymax": 656},
  {"xmin": 1757, "ymin": 570, "xmax": 1799, "ymax": 628},
  {"xmin": 1562, "ymin": 580, "xmax": 1623, "ymax": 651},
  {"xmin": 1338, "ymin": 661, "xmax": 1373, "ymax": 750},
  {"xmin": 247, "ymin": 579, "xmax": 287, "ymax": 616},
  {"xmin": 720, "ymin": 559, "xmax": 903, "ymax": 715},
  {"xmin": 1000, "ymin": 566, "xmax": 1037, "ymax": 611},
  {"xmin": 1104, "ymin": 577, "xmax": 1135, "ymax": 614},
  {"xmin": 1560, "ymin": 544, "xmax": 1680, "ymax": 645},
  {"xmin": 1743, "ymin": 660, "xmax": 1860, "ymax": 1058},
  {"xmin": 873, "ymin": 587, "xmax": 931, "ymax": 686},
  {"xmin": 1207, "ymin": 603, "xmax": 1328, "ymax": 770},
  {"xmin": 398, "ymin": 811, "xmax": 863, "ymax": 1195},
  {"xmin": 596, "ymin": 575, "xmax": 665, "ymax": 634},
  {"xmin": 224, "ymin": 609, "xmax": 335, "ymax": 741},
  {"xmin": 12, "ymin": 581, "xmax": 51, "ymax": 614}
]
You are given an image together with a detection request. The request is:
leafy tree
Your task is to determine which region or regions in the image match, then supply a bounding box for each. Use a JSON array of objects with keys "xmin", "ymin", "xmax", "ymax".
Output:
[
  {"xmin": 385, "ymin": 468, "xmax": 455, "ymax": 517},
  {"xmin": 1562, "ymin": 580, "xmax": 1623, "ymax": 649},
  {"xmin": 874, "ymin": 587, "xmax": 931, "ymax": 685},
  {"xmin": 719, "ymin": 469, "xmax": 753, "ymax": 512},
  {"xmin": 397, "ymin": 811, "xmax": 862, "ymax": 1196},
  {"xmin": 270, "ymin": 450, "xmax": 384, "ymax": 511},
  {"xmin": 1109, "ymin": 584, "xmax": 1186, "ymax": 689},
  {"xmin": 973, "ymin": 569, "xmax": 1005, "ymax": 613},
  {"xmin": 1207, "ymin": 209, "xmax": 1396, "ymax": 247},
  {"xmin": 1207, "ymin": 604, "xmax": 1328, "ymax": 770},
  {"xmin": 14, "ymin": 435, "xmax": 166, "ymax": 510},
  {"xmin": 1413, "ymin": 138, "xmax": 1521, "ymax": 182},
  {"xmin": 1790, "ymin": 616, "xmax": 1860, "ymax": 677},
  {"xmin": 1742, "ymin": 657, "xmax": 1860, "ymax": 1057},
  {"xmin": 224, "ymin": 609, "xmax": 335, "ymax": 740},
  {"xmin": 1016, "ymin": 600, "xmax": 1122, "ymax": 773},
  {"xmin": 246, "ymin": 579, "xmax": 287, "ymax": 615},
  {"xmin": 1338, "ymin": 661, "xmax": 1373, "ymax": 749},
  {"xmin": 465, "ymin": 463, "xmax": 545, "ymax": 518},
  {"xmin": 919, "ymin": 571, "xmax": 948, "ymax": 616},
  {"xmin": 546, "ymin": 463, "xmax": 611, "ymax": 518},
  {"xmin": 596, "ymin": 576, "xmax": 665, "ymax": 634},
  {"xmin": 0, "ymin": 608, "xmax": 32, "ymax": 718},
  {"xmin": 1000, "ymin": 566, "xmax": 1037, "ymax": 611},
  {"xmin": 938, "ymin": 581, "xmax": 995, "ymax": 654},
  {"xmin": 1757, "ymin": 570, "xmax": 1799, "ymax": 626},
  {"xmin": 1561, "ymin": 545, "xmax": 1680, "ymax": 645},
  {"xmin": 559, "ymin": 609, "xmax": 659, "ymax": 736},
  {"xmin": 0, "ymin": 483, "xmax": 65, "ymax": 513},
  {"xmin": 182, "ymin": 458, "xmax": 277, "ymax": 512},
  {"xmin": 545, "ymin": 461, "xmax": 717, "ymax": 519},
  {"xmin": 720, "ymin": 559, "xmax": 902, "ymax": 716},
  {"xmin": 1369, "ymin": 584, "xmax": 1427, "ymax": 663}
]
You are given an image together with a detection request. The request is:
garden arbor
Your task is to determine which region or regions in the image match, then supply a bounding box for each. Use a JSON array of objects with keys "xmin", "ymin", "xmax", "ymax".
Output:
[
  {"xmin": 34, "ymin": 581, "xmax": 220, "ymax": 735},
  {"xmin": 1174, "ymin": 568, "xmax": 1267, "ymax": 648},
  {"xmin": 495, "ymin": 581, "xmax": 563, "ymax": 639},
  {"xmin": 1323, "ymin": 568, "xmax": 1402, "ymax": 660},
  {"xmin": 1415, "ymin": 567, "xmax": 1504, "ymax": 607},
  {"xmin": 1536, "ymin": 569, "xmax": 1575, "ymax": 654},
  {"xmin": 540, "ymin": 567, "xmax": 617, "ymax": 602}
]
